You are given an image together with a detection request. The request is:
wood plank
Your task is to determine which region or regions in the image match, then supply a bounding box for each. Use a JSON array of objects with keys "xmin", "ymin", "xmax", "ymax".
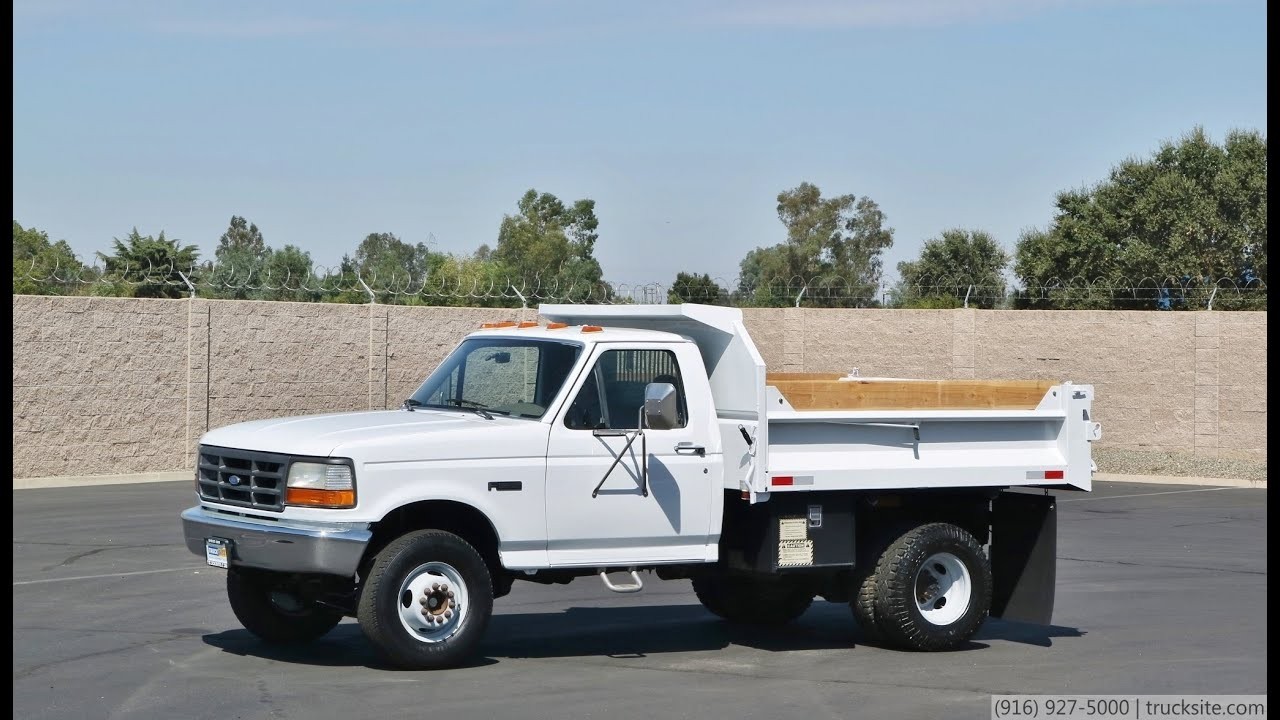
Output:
[
  {"xmin": 765, "ymin": 372, "xmax": 846, "ymax": 382},
  {"xmin": 769, "ymin": 379, "xmax": 1055, "ymax": 411}
]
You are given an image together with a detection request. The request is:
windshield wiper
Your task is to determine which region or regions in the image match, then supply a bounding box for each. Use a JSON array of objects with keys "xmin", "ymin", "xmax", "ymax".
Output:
[
  {"xmin": 402, "ymin": 398, "xmax": 423, "ymax": 412},
  {"xmin": 413, "ymin": 399, "xmax": 504, "ymax": 420},
  {"xmin": 447, "ymin": 398, "xmax": 495, "ymax": 420}
]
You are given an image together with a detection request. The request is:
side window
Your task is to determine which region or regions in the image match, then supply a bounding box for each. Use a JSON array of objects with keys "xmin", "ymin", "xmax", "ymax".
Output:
[{"xmin": 564, "ymin": 349, "xmax": 686, "ymax": 430}]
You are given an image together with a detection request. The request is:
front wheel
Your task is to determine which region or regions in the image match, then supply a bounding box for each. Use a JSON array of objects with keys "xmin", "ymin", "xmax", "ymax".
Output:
[
  {"xmin": 872, "ymin": 523, "xmax": 992, "ymax": 651},
  {"xmin": 226, "ymin": 567, "xmax": 343, "ymax": 644},
  {"xmin": 357, "ymin": 530, "xmax": 494, "ymax": 670}
]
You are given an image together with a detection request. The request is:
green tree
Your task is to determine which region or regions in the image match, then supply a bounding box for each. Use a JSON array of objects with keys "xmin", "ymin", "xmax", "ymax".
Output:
[
  {"xmin": 737, "ymin": 182, "xmax": 894, "ymax": 307},
  {"xmin": 258, "ymin": 245, "xmax": 318, "ymax": 302},
  {"xmin": 1014, "ymin": 127, "xmax": 1267, "ymax": 309},
  {"xmin": 893, "ymin": 229, "xmax": 1009, "ymax": 308},
  {"xmin": 98, "ymin": 228, "xmax": 200, "ymax": 298},
  {"xmin": 12, "ymin": 221, "xmax": 90, "ymax": 295},
  {"xmin": 407, "ymin": 252, "xmax": 522, "ymax": 308},
  {"xmin": 216, "ymin": 215, "xmax": 266, "ymax": 258},
  {"xmin": 492, "ymin": 189, "xmax": 608, "ymax": 302},
  {"xmin": 349, "ymin": 232, "xmax": 443, "ymax": 303},
  {"xmin": 209, "ymin": 216, "xmax": 269, "ymax": 299},
  {"xmin": 667, "ymin": 272, "xmax": 728, "ymax": 305}
]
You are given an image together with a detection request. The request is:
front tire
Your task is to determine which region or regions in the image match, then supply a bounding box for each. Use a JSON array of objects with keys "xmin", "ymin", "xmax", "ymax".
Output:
[
  {"xmin": 692, "ymin": 571, "xmax": 812, "ymax": 625},
  {"xmin": 226, "ymin": 567, "xmax": 343, "ymax": 645},
  {"xmin": 357, "ymin": 530, "xmax": 494, "ymax": 670},
  {"xmin": 872, "ymin": 523, "xmax": 992, "ymax": 651}
]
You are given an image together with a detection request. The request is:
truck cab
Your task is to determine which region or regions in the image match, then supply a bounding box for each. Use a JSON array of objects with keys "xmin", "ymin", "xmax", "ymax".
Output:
[{"xmin": 182, "ymin": 304, "xmax": 1095, "ymax": 670}]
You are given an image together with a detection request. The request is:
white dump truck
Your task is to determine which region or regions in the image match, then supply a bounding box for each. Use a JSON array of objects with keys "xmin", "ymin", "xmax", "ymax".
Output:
[{"xmin": 181, "ymin": 304, "xmax": 1099, "ymax": 669}]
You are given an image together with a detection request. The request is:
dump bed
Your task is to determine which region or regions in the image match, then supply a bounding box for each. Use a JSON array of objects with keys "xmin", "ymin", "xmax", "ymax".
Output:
[{"xmin": 540, "ymin": 304, "xmax": 1099, "ymax": 501}]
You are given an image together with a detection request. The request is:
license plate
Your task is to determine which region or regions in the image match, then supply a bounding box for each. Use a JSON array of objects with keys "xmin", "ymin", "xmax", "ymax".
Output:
[{"xmin": 205, "ymin": 538, "xmax": 231, "ymax": 568}]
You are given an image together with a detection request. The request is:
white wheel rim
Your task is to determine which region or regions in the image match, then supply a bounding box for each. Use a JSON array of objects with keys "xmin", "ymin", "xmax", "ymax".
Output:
[
  {"xmin": 396, "ymin": 562, "xmax": 468, "ymax": 643},
  {"xmin": 914, "ymin": 552, "xmax": 971, "ymax": 626}
]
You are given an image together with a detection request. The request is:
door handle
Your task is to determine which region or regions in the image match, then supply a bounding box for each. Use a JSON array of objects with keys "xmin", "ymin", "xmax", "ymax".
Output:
[{"xmin": 674, "ymin": 442, "xmax": 706, "ymax": 456}]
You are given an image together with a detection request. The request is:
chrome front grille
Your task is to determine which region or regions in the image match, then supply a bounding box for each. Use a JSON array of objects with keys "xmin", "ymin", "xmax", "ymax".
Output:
[{"xmin": 197, "ymin": 445, "xmax": 286, "ymax": 512}]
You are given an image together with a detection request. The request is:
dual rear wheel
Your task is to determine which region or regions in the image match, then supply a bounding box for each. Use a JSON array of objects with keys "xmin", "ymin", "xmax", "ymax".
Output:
[
  {"xmin": 853, "ymin": 522, "xmax": 992, "ymax": 651},
  {"xmin": 695, "ymin": 522, "xmax": 992, "ymax": 652}
]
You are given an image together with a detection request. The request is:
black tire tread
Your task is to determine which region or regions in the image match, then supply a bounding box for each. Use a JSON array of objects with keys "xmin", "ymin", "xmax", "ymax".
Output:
[
  {"xmin": 226, "ymin": 567, "xmax": 342, "ymax": 645},
  {"xmin": 851, "ymin": 568, "xmax": 883, "ymax": 641},
  {"xmin": 872, "ymin": 522, "xmax": 992, "ymax": 652},
  {"xmin": 692, "ymin": 573, "xmax": 812, "ymax": 626},
  {"xmin": 357, "ymin": 529, "xmax": 493, "ymax": 670}
]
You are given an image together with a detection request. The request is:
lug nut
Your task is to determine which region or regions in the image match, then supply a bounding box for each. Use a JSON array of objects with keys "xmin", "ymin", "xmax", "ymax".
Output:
[
  {"xmin": 432, "ymin": 582, "xmax": 440, "ymax": 591},
  {"xmin": 446, "ymin": 590, "xmax": 455, "ymax": 598}
]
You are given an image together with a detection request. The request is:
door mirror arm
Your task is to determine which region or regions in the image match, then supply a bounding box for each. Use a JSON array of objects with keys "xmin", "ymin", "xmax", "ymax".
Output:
[{"xmin": 590, "ymin": 407, "xmax": 649, "ymax": 498}]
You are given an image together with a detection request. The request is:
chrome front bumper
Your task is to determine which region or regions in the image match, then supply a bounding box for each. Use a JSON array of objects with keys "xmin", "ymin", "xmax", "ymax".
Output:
[{"xmin": 181, "ymin": 505, "xmax": 372, "ymax": 577}]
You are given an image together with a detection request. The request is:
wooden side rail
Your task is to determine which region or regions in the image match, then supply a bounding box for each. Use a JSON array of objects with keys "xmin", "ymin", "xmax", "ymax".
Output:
[{"xmin": 766, "ymin": 375, "xmax": 1055, "ymax": 411}]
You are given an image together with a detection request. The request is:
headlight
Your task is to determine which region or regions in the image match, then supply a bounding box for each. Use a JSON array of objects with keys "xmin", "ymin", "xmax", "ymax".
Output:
[{"xmin": 285, "ymin": 461, "xmax": 356, "ymax": 508}]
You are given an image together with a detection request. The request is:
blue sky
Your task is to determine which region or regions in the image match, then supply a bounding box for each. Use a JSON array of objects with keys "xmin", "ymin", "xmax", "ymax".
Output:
[{"xmin": 12, "ymin": 0, "xmax": 1267, "ymax": 290}]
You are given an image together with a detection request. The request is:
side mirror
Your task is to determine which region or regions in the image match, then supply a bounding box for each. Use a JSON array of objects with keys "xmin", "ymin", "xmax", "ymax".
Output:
[{"xmin": 643, "ymin": 382, "xmax": 680, "ymax": 430}]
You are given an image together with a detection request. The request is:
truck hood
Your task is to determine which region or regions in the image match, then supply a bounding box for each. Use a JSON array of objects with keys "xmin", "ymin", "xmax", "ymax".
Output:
[{"xmin": 200, "ymin": 409, "xmax": 535, "ymax": 459}]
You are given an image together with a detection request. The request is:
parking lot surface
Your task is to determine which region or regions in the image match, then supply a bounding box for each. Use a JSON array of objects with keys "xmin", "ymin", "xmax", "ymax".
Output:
[{"xmin": 13, "ymin": 481, "xmax": 1267, "ymax": 720}]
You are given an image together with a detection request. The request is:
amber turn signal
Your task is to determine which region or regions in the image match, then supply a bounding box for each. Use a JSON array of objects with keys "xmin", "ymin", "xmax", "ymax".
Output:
[{"xmin": 285, "ymin": 488, "xmax": 356, "ymax": 508}]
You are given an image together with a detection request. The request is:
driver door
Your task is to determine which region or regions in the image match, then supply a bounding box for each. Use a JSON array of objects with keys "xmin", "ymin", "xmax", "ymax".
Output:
[{"xmin": 544, "ymin": 344, "xmax": 715, "ymax": 567}]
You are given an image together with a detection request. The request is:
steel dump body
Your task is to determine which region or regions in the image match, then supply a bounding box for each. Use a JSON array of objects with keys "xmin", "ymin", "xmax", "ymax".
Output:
[{"xmin": 540, "ymin": 304, "xmax": 1097, "ymax": 501}]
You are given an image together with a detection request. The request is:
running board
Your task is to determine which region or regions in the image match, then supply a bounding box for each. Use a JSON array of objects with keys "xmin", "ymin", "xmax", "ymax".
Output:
[{"xmin": 598, "ymin": 568, "xmax": 644, "ymax": 593}]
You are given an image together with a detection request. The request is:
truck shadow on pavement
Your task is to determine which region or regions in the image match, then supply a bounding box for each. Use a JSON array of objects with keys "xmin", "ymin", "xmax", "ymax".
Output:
[{"xmin": 201, "ymin": 602, "xmax": 1083, "ymax": 669}]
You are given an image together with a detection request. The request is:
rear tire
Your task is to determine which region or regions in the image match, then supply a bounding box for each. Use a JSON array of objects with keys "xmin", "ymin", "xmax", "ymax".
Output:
[
  {"xmin": 851, "ymin": 568, "xmax": 883, "ymax": 641},
  {"xmin": 872, "ymin": 523, "xmax": 992, "ymax": 651},
  {"xmin": 692, "ymin": 572, "xmax": 812, "ymax": 625},
  {"xmin": 226, "ymin": 567, "xmax": 342, "ymax": 645},
  {"xmin": 357, "ymin": 530, "xmax": 493, "ymax": 670}
]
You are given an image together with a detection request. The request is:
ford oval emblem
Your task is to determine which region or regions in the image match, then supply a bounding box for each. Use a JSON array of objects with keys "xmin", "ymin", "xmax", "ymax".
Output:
[{"xmin": 227, "ymin": 475, "xmax": 242, "ymax": 486}]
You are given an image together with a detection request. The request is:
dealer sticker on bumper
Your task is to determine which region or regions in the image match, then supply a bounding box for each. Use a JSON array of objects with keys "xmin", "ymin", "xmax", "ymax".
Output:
[{"xmin": 205, "ymin": 538, "xmax": 231, "ymax": 568}]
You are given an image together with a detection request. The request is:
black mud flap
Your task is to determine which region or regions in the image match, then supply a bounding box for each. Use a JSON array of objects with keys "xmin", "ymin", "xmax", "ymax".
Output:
[{"xmin": 990, "ymin": 491, "xmax": 1057, "ymax": 625}]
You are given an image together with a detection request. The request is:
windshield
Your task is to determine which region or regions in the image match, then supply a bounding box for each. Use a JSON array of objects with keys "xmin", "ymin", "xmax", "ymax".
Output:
[{"xmin": 408, "ymin": 338, "xmax": 583, "ymax": 419}]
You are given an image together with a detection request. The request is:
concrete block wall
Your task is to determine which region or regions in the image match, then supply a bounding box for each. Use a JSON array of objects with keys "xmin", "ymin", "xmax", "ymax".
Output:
[
  {"xmin": 13, "ymin": 296, "xmax": 189, "ymax": 477},
  {"xmin": 10, "ymin": 296, "xmax": 1268, "ymax": 479}
]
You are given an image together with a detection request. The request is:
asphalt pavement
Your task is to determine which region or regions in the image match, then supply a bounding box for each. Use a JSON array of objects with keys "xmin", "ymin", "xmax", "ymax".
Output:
[{"xmin": 12, "ymin": 481, "xmax": 1268, "ymax": 720}]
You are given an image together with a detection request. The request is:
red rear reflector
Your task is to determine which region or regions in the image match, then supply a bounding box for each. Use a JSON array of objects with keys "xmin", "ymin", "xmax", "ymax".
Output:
[
  {"xmin": 772, "ymin": 476, "xmax": 794, "ymax": 486},
  {"xmin": 1044, "ymin": 470, "xmax": 1064, "ymax": 480}
]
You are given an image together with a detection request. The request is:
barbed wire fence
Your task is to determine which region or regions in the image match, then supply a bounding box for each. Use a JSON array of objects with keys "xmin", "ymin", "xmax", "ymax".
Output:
[{"xmin": 10, "ymin": 255, "xmax": 1268, "ymax": 310}]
